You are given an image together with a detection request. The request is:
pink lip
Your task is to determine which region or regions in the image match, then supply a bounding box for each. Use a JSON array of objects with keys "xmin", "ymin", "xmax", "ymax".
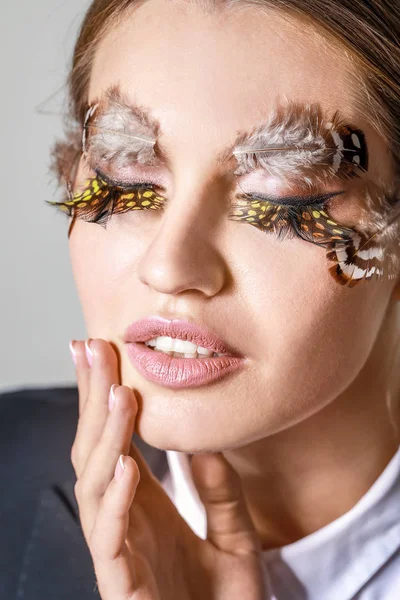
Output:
[{"xmin": 123, "ymin": 316, "xmax": 247, "ymax": 389}]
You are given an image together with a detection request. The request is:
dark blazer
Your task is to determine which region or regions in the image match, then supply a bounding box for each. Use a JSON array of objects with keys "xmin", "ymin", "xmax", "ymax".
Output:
[{"xmin": 0, "ymin": 386, "xmax": 169, "ymax": 600}]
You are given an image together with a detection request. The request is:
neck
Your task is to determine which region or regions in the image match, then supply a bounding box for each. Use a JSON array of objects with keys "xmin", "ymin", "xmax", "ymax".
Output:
[{"xmin": 223, "ymin": 301, "xmax": 400, "ymax": 550}]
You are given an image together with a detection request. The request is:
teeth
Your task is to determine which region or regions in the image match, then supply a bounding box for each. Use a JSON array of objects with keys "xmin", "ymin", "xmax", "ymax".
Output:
[{"xmin": 144, "ymin": 336, "xmax": 229, "ymax": 358}]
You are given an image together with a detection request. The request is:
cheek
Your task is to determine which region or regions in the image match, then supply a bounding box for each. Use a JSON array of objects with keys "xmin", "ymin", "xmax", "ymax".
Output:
[
  {"xmin": 68, "ymin": 221, "xmax": 141, "ymax": 331},
  {"xmin": 240, "ymin": 233, "xmax": 391, "ymax": 412}
]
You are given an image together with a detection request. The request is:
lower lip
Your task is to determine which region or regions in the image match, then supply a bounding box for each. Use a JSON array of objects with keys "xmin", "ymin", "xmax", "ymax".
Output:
[{"xmin": 125, "ymin": 342, "xmax": 246, "ymax": 389}]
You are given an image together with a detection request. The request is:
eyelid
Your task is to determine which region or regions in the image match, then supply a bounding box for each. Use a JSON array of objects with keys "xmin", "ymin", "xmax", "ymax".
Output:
[
  {"xmin": 241, "ymin": 190, "xmax": 345, "ymax": 206},
  {"xmin": 93, "ymin": 167, "xmax": 164, "ymax": 190}
]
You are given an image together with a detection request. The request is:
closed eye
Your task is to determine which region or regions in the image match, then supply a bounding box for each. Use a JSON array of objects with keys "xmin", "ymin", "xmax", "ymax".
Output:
[
  {"xmin": 229, "ymin": 189, "xmax": 354, "ymax": 246},
  {"xmin": 45, "ymin": 167, "xmax": 167, "ymax": 229},
  {"xmin": 238, "ymin": 190, "xmax": 345, "ymax": 207},
  {"xmin": 93, "ymin": 167, "xmax": 165, "ymax": 192}
]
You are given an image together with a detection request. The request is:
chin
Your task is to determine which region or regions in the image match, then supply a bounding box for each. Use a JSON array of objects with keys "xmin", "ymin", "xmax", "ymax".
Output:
[{"xmin": 132, "ymin": 407, "xmax": 226, "ymax": 453}]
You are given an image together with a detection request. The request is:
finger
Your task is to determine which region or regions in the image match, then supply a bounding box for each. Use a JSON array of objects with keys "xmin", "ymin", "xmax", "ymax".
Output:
[
  {"xmin": 190, "ymin": 452, "xmax": 262, "ymax": 555},
  {"xmin": 69, "ymin": 340, "xmax": 91, "ymax": 415},
  {"xmin": 89, "ymin": 455, "xmax": 140, "ymax": 600},
  {"xmin": 77, "ymin": 384, "xmax": 137, "ymax": 537},
  {"xmin": 73, "ymin": 339, "xmax": 120, "ymax": 475},
  {"xmin": 79, "ymin": 385, "xmax": 138, "ymax": 494}
]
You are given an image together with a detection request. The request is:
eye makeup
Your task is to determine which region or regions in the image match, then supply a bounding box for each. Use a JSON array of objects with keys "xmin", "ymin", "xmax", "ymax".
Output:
[
  {"xmin": 48, "ymin": 86, "xmax": 400, "ymax": 288},
  {"xmin": 47, "ymin": 165, "xmax": 400, "ymax": 287},
  {"xmin": 46, "ymin": 169, "xmax": 166, "ymax": 228},
  {"xmin": 229, "ymin": 189, "xmax": 354, "ymax": 243}
]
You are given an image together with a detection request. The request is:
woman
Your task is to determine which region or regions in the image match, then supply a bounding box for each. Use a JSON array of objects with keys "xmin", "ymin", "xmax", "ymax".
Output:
[{"xmin": 49, "ymin": 0, "xmax": 400, "ymax": 597}]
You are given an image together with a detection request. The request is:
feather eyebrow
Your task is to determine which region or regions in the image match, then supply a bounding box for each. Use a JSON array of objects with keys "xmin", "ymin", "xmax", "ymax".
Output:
[{"xmin": 84, "ymin": 85, "xmax": 367, "ymax": 183}]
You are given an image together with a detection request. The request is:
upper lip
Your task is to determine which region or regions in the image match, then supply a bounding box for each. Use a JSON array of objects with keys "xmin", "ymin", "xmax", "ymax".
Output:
[{"xmin": 123, "ymin": 316, "xmax": 242, "ymax": 357}]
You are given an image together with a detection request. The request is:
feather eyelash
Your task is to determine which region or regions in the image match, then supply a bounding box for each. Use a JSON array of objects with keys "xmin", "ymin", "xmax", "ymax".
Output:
[{"xmin": 326, "ymin": 193, "xmax": 400, "ymax": 287}]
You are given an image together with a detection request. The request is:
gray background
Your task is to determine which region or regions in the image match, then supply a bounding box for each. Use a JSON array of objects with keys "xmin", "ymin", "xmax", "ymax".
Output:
[{"xmin": 1, "ymin": 1, "xmax": 92, "ymax": 392}]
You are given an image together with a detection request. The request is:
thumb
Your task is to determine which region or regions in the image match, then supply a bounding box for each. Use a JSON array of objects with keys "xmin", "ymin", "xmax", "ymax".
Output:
[{"xmin": 190, "ymin": 452, "xmax": 261, "ymax": 555}]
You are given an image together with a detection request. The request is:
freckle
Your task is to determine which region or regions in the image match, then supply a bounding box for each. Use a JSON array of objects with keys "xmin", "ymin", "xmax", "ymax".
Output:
[
  {"xmin": 302, "ymin": 212, "xmax": 312, "ymax": 220},
  {"xmin": 232, "ymin": 210, "xmax": 244, "ymax": 216},
  {"xmin": 77, "ymin": 202, "xmax": 87, "ymax": 208},
  {"xmin": 246, "ymin": 217, "xmax": 255, "ymax": 221},
  {"xmin": 65, "ymin": 201, "xmax": 74, "ymax": 206},
  {"xmin": 126, "ymin": 201, "xmax": 136, "ymax": 207},
  {"xmin": 143, "ymin": 191, "xmax": 154, "ymax": 198},
  {"xmin": 251, "ymin": 202, "xmax": 260, "ymax": 208},
  {"xmin": 271, "ymin": 213, "xmax": 278, "ymax": 221},
  {"xmin": 333, "ymin": 228, "xmax": 344, "ymax": 234},
  {"xmin": 132, "ymin": 206, "xmax": 142, "ymax": 210},
  {"xmin": 316, "ymin": 222, "xmax": 325, "ymax": 230},
  {"xmin": 327, "ymin": 219, "xmax": 338, "ymax": 225},
  {"xmin": 300, "ymin": 223, "xmax": 309, "ymax": 231},
  {"xmin": 313, "ymin": 232, "xmax": 324, "ymax": 237},
  {"xmin": 142, "ymin": 200, "xmax": 151, "ymax": 206},
  {"xmin": 60, "ymin": 206, "xmax": 69, "ymax": 213},
  {"xmin": 91, "ymin": 198, "xmax": 100, "ymax": 206},
  {"xmin": 247, "ymin": 210, "xmax": 257, "ymax": 216},
  {"xmin": 123, "ymin": 193, "xmax": 135, "ymax": 200},
  {"xmin": 312, "ymin": 210, "xmax": 321, "ymax": 219},
  {"xmin": 156, "ymin": 196, "xmax": 164, "ymax": 201},
  {"xmin": 320, "ymin": 210, "xmax": 329, "ymax": 217}
]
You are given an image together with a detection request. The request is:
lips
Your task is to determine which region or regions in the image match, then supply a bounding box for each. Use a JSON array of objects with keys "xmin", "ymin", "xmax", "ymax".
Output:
[
  {"xmin": 123, "ymin": 316, "xmax": 241, "ymax": 356},
  {"xmin": 123, "ymin": 316, "xmax": 246, "ymax": 389}
]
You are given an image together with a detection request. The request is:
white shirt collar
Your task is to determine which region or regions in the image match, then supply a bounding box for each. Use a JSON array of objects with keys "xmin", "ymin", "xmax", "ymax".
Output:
[{"xmin": 165, "ymin": 445, "xmax": 400, "ymax": 600}]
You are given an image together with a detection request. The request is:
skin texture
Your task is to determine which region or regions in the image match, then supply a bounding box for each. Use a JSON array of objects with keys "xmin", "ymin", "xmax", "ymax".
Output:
[{"xmin": 68, "ymin": 0, "xmax": 400, "ymax": 551}]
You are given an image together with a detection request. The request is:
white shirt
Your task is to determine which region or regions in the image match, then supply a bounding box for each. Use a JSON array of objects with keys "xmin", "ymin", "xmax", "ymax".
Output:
[{"xmin": 161, "ymin": 445, "xmax": 400, "ymax": 599}]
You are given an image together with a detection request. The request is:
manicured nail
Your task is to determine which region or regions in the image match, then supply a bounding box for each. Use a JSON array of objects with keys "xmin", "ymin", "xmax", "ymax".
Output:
[
  {"xmin": 85, "ymin": 339, "xmax": 93, "ymax": 367},
  {"xmin": 114, "ymin": 454, "xmax": 125, "ymax": 482},
  {"xmin": 109, "ymin": 384, "xmax": 118, "ymax": 412},
  {"xmin": 69, "ymin": 340, "xmax": 77, "ymax": 366}
]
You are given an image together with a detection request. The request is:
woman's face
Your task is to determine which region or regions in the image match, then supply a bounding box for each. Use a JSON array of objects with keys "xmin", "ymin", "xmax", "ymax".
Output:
[{"xmin": 69, "ymin": 0, "xmax": 398, "ymax": 451}]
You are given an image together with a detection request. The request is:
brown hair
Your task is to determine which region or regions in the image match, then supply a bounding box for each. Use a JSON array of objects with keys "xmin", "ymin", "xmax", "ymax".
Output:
[{"xmin": 55, "ymin": 0, "xmax": 400, "ymax": 183}]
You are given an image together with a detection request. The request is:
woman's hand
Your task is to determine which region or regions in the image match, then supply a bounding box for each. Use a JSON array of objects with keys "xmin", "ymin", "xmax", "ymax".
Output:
[{"xmin": 69, "ymin": 338, "xmax": 270, "ymax": 600}]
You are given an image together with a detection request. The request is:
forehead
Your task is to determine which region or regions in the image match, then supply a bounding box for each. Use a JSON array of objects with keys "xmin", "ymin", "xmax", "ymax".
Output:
[{"xmin": 89, "ymin": 0, "xmax": 364, "ymax": 169}]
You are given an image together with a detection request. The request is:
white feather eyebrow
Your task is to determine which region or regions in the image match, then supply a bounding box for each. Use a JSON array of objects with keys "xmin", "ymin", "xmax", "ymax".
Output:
[{"xmin": 84, "ymin": 88, "xmax": 365, "ymax": 181}]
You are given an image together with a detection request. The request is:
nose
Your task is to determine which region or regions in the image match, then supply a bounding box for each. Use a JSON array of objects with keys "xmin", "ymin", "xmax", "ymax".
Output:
[{"xmin": 136, "ymin": 176, "xmax": 229, "ymax": 298}]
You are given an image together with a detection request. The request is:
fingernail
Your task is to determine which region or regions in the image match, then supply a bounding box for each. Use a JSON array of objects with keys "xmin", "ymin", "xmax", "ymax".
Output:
[
  {"xmin": 85, "ymin": 339, "xmax": 93, "ymax": 367},
  {"xmin": 114, "ymin": 454, "xmax": 125, "ymax": 482},
  {"xmin": 69, "ymin": 340, "xmax": 77, "ymax": 366},
  {"xmin": 109, "ymin": 384, "xmax": 118, "ymax": 411}
]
